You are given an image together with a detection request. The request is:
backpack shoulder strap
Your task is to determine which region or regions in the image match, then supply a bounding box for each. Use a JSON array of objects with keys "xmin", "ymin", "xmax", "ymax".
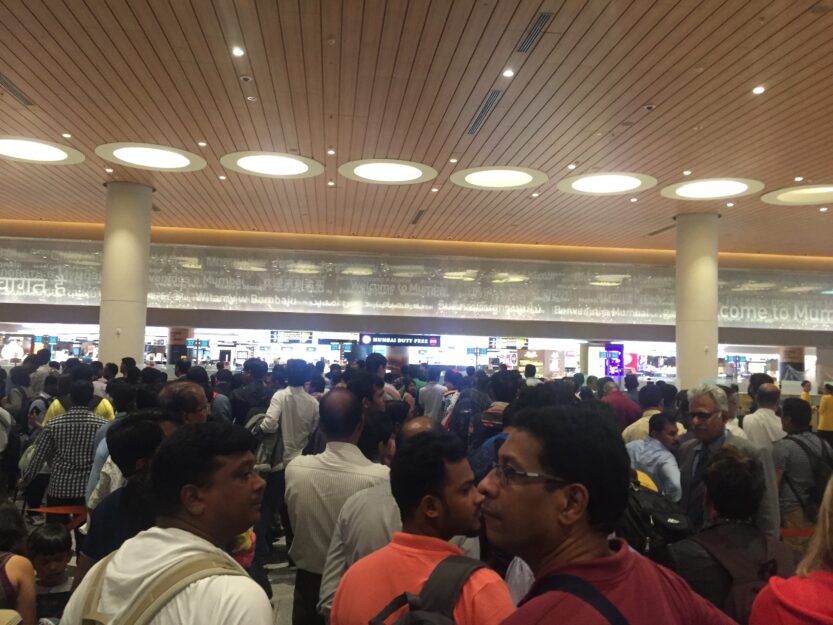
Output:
[
  {"xmin": 526, "ymin": 574, "xmax": 629, "ymax": 625},
  {"xmin": 81, "ymin": 552, "xmax": 118, "ymax": 625},
  {"xmin": 117, "ymin": 553, "xmax": 246, "ymax": 625},
  {"xmin": 417, "ymin": 555, "xmax": 486, "ymax": 618}
]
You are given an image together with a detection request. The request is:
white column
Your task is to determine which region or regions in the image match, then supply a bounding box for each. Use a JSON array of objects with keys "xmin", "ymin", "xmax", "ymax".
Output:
[
  {"xmin": 675, "ymin": 213, "xmax": 719, "ymax": 388},
  {"xmin": 98, "ymin": 182, "xmax": 153, "ymax": 364}
]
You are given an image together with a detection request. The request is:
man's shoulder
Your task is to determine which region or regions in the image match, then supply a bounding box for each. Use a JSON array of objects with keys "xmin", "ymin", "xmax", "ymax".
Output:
[{"xmin": 725, "ymin": 432, "xmax": 760, "ymax": 454}]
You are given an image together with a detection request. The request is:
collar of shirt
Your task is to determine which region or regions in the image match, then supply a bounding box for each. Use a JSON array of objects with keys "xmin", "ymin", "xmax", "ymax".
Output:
[
  {"xmin": 751, "ymin": 407, "xmax": 778, "ymax": 419},
  {"xmin": 287, "ymin": 385, "xmax": 308, "ymax": 394},
  {"xmin": 641, "ymin": 409, "xmax": 662, "ymax": 419},
  {"xmin": 522, "ymin": 538, "xmax": 633, "ymax": 605},
  {"xmin": 389, "ymin": 532, "xmax": 464, "ymax": 557},
  {"xmin": 642, "ymin": 436, "xmax": 670, "ymax": 454},
  {"xmin": 322, "ymin": 441, "xmax": 375, "ymax": 465}
]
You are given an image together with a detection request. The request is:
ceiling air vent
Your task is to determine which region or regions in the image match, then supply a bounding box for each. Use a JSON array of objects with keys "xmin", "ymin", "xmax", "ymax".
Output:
[
  {"xmin": 467, "ymin": 89, "xmax": 501, "ymax": 135},
  {"xmin": 410, "ymin": 210, "xmax": 426, "ymax": 225},
  {"xmin": 517, "ymin": 12, "xmax": 553, "ymax": 53},
  {"xmin": 647, "ymin": 224, "xmax": 676, "ymax": 237},
  {"xmin": 0, "ymin": 72, "xmax": 34, "ymax": 106}
]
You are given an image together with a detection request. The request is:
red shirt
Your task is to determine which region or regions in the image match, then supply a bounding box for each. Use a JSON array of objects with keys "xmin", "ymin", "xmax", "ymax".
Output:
[
  {"xmin": 601, "ymin": 391, "xmax": 642, "ymax": 431},
  {"xmin": 750, "ymin": 571, "xmax": 833, "ymax": 625},
  {"xmin": 502, "ymin": 539, "xmax": 734, "ymax": 625},
  {"xmin": 332, "ymin": 532, "xmax": 513, "ymax": 625}
]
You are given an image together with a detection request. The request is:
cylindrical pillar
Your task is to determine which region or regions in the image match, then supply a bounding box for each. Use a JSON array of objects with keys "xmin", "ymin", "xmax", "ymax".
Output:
[
  {"xmin": 579, "ymin": 342, "xmax": 590, "ymax": 375},
  {"xmin": 779, "ymin": 346, "xmax": 806, "ymax": 381},
  {"xmin": 675, "ymin": 213, "xmax": 719, "ymax": 388},
  {"xmin": 98, "ymin": 182, "xmax": 153, "ymax": 365},
  {"xmin": 817, "ymin": 347, "xmax": 833, "ymax": 390}
]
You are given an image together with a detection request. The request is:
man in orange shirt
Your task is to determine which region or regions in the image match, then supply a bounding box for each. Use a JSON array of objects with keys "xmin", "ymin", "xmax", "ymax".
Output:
[{"xmin": 330, "ymin": 430, "xmax": 514, "ymax": 625}]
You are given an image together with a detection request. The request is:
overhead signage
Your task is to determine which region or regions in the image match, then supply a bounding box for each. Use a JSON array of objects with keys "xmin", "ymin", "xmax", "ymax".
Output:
[
  {"xmin": 488, "ymin": 337, "xmax": 528, "ymax": 350},
  {"xmin": 360, "ymin": 333, "xmax": 441, "ymax": 347},
  {"xmin": 186, "ymin": 339, "xmax": 210, "ymax": 348},
  {"xmin": 271, "ymin": 330, "xmax": 313, "ymax": 344},
  {"xmin": 466, "ymin": 347, "xmax": 489, "ymax": 355},
  {"xmin": 604, "ymin": 343, "xmax": 625, "ymax": 377}
]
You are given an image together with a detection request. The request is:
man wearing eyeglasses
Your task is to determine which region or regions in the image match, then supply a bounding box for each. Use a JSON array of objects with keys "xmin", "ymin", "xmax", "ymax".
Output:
[
  {"xmin": 678, "ymin": 384, "xmax": 780, "ymax": 535},
  {"xmin": 479, "ymin": 404, "xmax": 735, "ymax": 625}
]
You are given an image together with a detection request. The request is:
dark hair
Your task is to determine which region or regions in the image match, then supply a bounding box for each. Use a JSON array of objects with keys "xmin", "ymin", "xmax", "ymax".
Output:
[
  {"xmin": 243, "ymin": 358, "xmax": 267, "ymax": 380},
  {"xmin": 659, "ymin": 383, "xmax": 678, "ymax": 410},
  {"xmin": 140, "ymin": 367, "xmax": 158, "ymax": 385},
  {"xmin": 125, "ymin": 366, "xmax": 141, "ymax": 384},
  {"xmin": 286, "ymin": 359, "xmax": 309, "ymax": 387},
  {"xmin": 573, "ymin": 372, "xmax": 585, "ymax": 388},
  {"xmin": 427, "ymin": 366, "xmax": 441, "ymax": 383},
  {"xmin": 489, "ymin": 370, "xmax": 517, "ymax": 403},
  {"xmin": 151, "ymin": 422, "xmax": 257, "ymax": 517},
  {"xmin": 174, "ymin": 359, "xmax": 192, "ymax": 376},
  {"xmin": 512, "ymin": 404, "xmax": 630, "ymax": 533},
  {"xmin": 466, "ymin": 366, "xmax": 475, "ymax": 377},
  {"xmin": 308, "ymin": 375, "xmax": 325, "ymax": 394},
  {"xmin": 0, "ymin": 502, "xmax": 27, "ymax": 554},
  {"xmin": 385, "ymin": 400, "xmax": 410, "ymax": 430},
  {"xmin": 390, "ymin": 430, "xmax": 467, "ymax": 520},
  {"xmin": 638, "ymin": 384, "xmax": 664, "ymax": 410},
  {"xmin": 782, "ymin": 397, "xmax": 812, "ymax": 432},
  {"xmin": 524, "ymin": 364, "xmax": 537, "ymax": 378},
  {"xmin": 704, "ymin": 447, "xmax": 764, "ymax": 520},
  {"xmin": 107, "ymin": 412, "xmax": 166, "ymax": 477},
  {"xmin": 319, "ymin": 389, "xmax": 363, "ymax": 439},
  {"xmin": 749, "ymin": 373, "xmax": 774, "ymax": 396},
  {"xmin": 158, "ymin": 381, "xmax": 206, "ymax": 419},
  {"xmin": 70, "ymin": 364, "xmax": 94, "ymax": 382},
  {"xmin": 35, "ymin": 349, "xmax": 51, "ymax": 366},
  {"xmin": 43, "ymin": 375, "xmax": 58, "ymax": 396},
  {"xmin": 103, "ymin": 363, "xmax": 119, "ymax": 379},
  {"xmin": 69, "ymin": 380, "xmax": 94, "ymax": 406},
  {"xmin": 802, "ymin": 380, "xmax": 811, "ymax": 387},
  {"xmin": 756, "ymin": 385, "xmax": 780, "ymax": 406},
  {"xmin": 445, "ymin": 371, "xmax": 464, "ymax": 390},
  {"xmin": 365, "ymin": 353, "xmax": 387, "ymax": 377},
  {"xmin": 624, "ymin": 373, "xmax": 638, "ymax": 391},
  {"xmin": 825, "ymin": 384, "xmax": 833, "ymax": 394},
  {"xmin": 9, "ymin": 366, "xmax": 30, "ymax": 388},
  {"xmin": 358, "ymin": 409, "xmax": 394, "ymax": 462},
  {"xmin": 27, "ymin": 523, "xmax": 71, "ymax": 558},
  {"xmin": 347, "ymin": 373, "xmax": 384, "ymax": 405},
  {"xmin": 648, "ymin": 412, "xmax": 677, "ymax": 435},
  {"xmin": 90, "ymin": 361, "xmax": 103, "ymax": 374},
  {"xmin": 186, "ymin": 366, "xmax": 210, "ymax": 387},
  {"xmin": 109, "ymin": 378, "xmax": 137, "ymax": 413},
  {"xmin": 215, "ymin": 369, "xmax": 233, "ymax": 385},
  {"xmin": 121, "ymin": 357, "xmax": 137, "ymax": 369}
]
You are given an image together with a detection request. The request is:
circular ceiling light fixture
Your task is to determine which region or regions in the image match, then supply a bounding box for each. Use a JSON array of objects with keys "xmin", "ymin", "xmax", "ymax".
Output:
[
  {"xmin": 0, "ymin": 136, "xmax": 85, "ymax": 165},
  {"xmin": 661, "ymin": 178, "xmax": 764, "ymax": 200},
  {"xmin": 450, "ymin": 166, "xmax": 548, "ymax": 190},
  {"xmin": 339, "ymin": 159, "xmax": 437, "ymax": 185},
  {"xmin": 96, "ymin": 142, "xmax": 206, "ymax": 172},
  {"xmin": 220, "ymin": 151, "xmax": 324, "ymax": 179},
  {"xmin": 557, "ymin": 172, "xmax": 657, "ymax": 195},
  {"xmin": 752, "ymin": 85, "xmax": 766, "ymax": 95},
  {"xmin": 760, "ymin": 184, "xmax": 833, "ymax": 206}
]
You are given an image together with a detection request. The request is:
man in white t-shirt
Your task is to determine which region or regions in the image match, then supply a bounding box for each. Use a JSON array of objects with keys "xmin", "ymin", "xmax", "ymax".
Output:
[
  {"xmin": 61, "ymin": 422, "xmax": 272, "ymax": 625},
  {"xmin": 743, "ymin": 383, "xmax": 786, "ymax": 451}
]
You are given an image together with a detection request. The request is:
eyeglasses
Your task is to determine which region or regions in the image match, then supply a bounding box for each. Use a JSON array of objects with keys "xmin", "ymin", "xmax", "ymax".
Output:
[
  {"xmin": 689, "ymin": 410, "xmax": 720, "ymax": 420},
  {"xmin": 489, "ymin": 461, "xmax": 569, "ymax": 487}
]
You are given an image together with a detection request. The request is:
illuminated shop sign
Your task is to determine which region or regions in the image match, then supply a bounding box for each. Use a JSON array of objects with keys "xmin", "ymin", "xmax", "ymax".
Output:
[
  {"xmin": 488, "ymin": 337, "xmax": 529, "ymax": 350},
  {"xmin": 360, "ymin": 333, "xmax": 441, "ymax": 347}
]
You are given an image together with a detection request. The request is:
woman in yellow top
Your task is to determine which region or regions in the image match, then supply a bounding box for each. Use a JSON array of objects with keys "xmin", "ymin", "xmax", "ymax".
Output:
[
  {"xmin": 800, "ymin": 380, "xmax": 812, "ymax": 404},
  {"xmin": 819, "ymin": 383, "xmax": 833, "ymax": 447}
]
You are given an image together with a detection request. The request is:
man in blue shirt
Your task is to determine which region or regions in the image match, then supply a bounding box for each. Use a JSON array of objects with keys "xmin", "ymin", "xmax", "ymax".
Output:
[{"xmin": 626, "ymin": 412, "xmax": 681, "ymax": 502}]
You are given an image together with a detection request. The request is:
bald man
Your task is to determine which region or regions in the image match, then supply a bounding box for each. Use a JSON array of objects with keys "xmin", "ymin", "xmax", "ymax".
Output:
[
  {"xmin": 742, "ymin": 383, "xmax": 786, "ymax": 451},
  {"xmin": 317, "ymin": 416, "xmax": 447, "ymax": 617}
]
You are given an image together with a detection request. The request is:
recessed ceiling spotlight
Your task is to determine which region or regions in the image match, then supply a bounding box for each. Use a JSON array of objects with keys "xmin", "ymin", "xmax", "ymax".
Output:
[
  {"xmin": 220, "ymin": 151, "xmax": 324, "ymax": 179},
  {"xmin": 197, "ymin": 141, "xmax": 207, "ymax": 147},
  {"xmin": 630, "ymin": 197, "xmax": 638, "ymax": 203},
  {"xmin": 821, "ymin": 207, "xmax": 829, "ymax": 212},
  {"xmin": 761, "ymin": 184, "xmax": 833, "ymax": 206},
  {"xmin": 96, "ymin": 142, "xmax": 206, "ymax": 171},
  {"xmin": 0, "ymin": 136, "xmax": 85, "ymax": 165},
  {"xmin": 218, "ymin": 175, "xmax": 226, "ymax": 180},
  {"xmin": 449, "ymin": 158, "xmax": 458, "ymax": 163},
  {"xmin": 567, "ymin": 163, "xmax": 577, "ymax": 170},
  {"xmin": 431, "ymin": 187, "xmax": 439, "ymax": 192},
  {"xmin": 246, "ymin": 96, "xmax": 257, "ymax": 102},
  {"xmin": 726, "ymin": 202, "xmax": 735, "ymax": 207},
  {"xmin": 327, "ymin": 148, "xmax": 336, "ymax": 155},
  {"xmin": 683, "ymin": 170, "xmax": 692, "ymax": 176},
  {"xmin": 232, "ymin": 46, "xmax": 245, "ymax": 57},
  {"xmin": 752, "ymin": 85, "xmax": 766, "ymax": 94},
  {"xmin": 531, "ymin": 192, "xmax": 540, "ymax": 197},
  {"xmin": 327, "ymin": 180, "xmax": 335, "ymax": 187},
  {"xmin": 794, "ymin": 176, "xmax": 804, "ymax": 182},
  {"xmin": 661, "ymin": 178, "xmax": 764, "ymax": 200},
  {"xmin": 61, "ymin": 133, "xmax": 72, "ymax": 139},
  {"xmin": 339, "ymin": 159, "xmax": 437, "ymax": 185},
  {"xmin": 558, "ymin": 172, "xmax": 657, "ymax": 195},
  {"xmin": 450, "ymin": 166, "xmax": 548, "ymax": 190},
  {"xmin": 502, "ymin": 69, "xmax": 514, "ymax": 78},
  {"xmin": 104, "ymin": 167, "xmax": 114, "ymax": 173}
]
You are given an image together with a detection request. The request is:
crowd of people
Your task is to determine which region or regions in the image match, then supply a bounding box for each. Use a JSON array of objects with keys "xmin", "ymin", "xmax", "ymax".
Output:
[{"xmin": 0, "ymin": 349, "xmax": 832, "ymax": 625}]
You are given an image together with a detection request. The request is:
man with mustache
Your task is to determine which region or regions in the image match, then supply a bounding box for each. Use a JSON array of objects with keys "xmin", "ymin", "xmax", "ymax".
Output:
[
  {"xmin": 330, "ymin": 430, "xmax": 513, "ymax": 625},
  {"xmin": 478, "ymin": 404, "xmax": 735, "ymax": 625},
  {"xmin": 678, "ymin": 384, "xmax": 780, "ymax": 535}
]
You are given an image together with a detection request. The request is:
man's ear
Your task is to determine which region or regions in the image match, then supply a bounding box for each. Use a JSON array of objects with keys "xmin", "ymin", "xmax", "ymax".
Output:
[
  {"xmin": 180, "ymin": 484, "xmax": 208, "ymax": 517},
  {"xmin": 419, "ymin": 494, "xmax": 443, "ymax": 521},
  {"xmin": 556, "ymin": 483, "xmax": 591, "ymax": 527}
]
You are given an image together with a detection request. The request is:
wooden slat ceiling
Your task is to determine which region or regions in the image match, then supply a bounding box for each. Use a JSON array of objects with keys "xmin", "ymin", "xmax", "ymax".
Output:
[{"xmin": 1, "ymin": 0, "xmax": 833, "ymax": 256}]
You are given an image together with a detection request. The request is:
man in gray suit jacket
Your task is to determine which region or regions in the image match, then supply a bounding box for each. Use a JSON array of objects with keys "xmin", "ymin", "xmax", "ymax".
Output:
[{"xmin": 678, "ymin": 384, "xmax": 780, "ymax": 536}]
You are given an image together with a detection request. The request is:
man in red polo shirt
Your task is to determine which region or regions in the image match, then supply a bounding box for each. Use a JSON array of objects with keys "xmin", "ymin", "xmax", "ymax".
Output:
[
  {"xmin": 330, "ymin": 430, "xmax": 513, "ymax": 625},
  {"xmin": 479, "ymin": 404, "xmax": 735, "ymax": 625}
]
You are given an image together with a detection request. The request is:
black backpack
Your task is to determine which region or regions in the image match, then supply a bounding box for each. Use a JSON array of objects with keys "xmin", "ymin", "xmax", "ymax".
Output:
[
  {"xmin": 446, "ymin": 389, "xmax": 491, "ymax": 449},
  {"xmin": 783, "ymin": 434, "xmax": 833, "ymax": 522},
  {"xmin": 369, "ymin": 556, "xmax": 485, "ymax": 625},
  {"xmin": 615, "ymin": 478, "xmax": 692, "ymax": 563}
]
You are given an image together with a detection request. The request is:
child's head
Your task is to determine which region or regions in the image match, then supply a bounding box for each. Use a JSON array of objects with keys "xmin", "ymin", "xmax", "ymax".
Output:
[{"xmin": 28, "ymin": 523, "xmax": 72, "ymax": 585}]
